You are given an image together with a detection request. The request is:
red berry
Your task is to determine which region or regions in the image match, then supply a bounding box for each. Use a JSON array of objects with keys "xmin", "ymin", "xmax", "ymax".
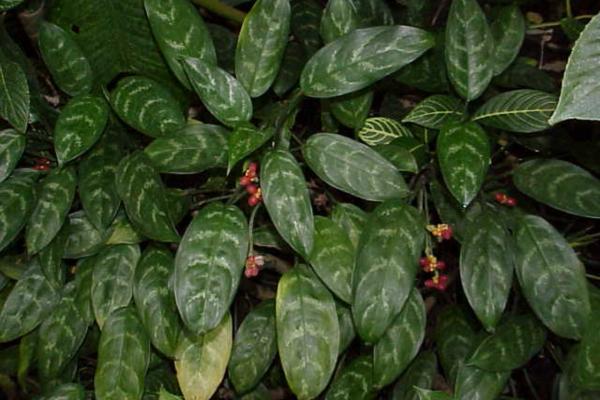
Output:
[
  {"xmin": 495, "ymin": 192, "xmax": 507, "ymax": 203},
  {"xmin": 248, "ymin": 195, "xmax": 260, "ymax": 207},
  {"xmin": 424, "ymin": 279, "xmax": 436, "ymax": 288},
  {"xmin": 436, "ymin": 260, "xmax": 446, "ymax": 270},
  {"xmin": 240, "ymin": 176, "xmax": 252, "ymax": 186},
  {"xmin": 441, "ymin": 226, "xmax": 453, "ymax": 240},
  {"xmin": 246, "ymin": 184, "xmax": 259, "ymax": 195},
  {"xmin": 244, "ymin": 266, "xmax": 259, "ymax": 278},
  {"xmin": 247, "ymin": 162, "xmax": 258, "ymax": 174},
  {"xmin": 436, "ymin": 274, "xmax": 449, "ymax": 290},
  {"xmin": 419, "ymin": 257, "xmax": 428, "ymax": 267},
  {"xmin": 33, "ymin": 164, "xmax": 50, "ymax": 171},
  {"xmin": 506, "ymin": 197, "xmax": 517, "ymax": 207}
]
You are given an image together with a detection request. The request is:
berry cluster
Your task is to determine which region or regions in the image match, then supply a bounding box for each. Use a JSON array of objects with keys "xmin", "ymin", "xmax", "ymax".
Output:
[
  {"xmin": 426, "ymin": 224, "xmax": 453, "ymax": 242},
  {"xmin": 240, "ymin": 162, "xmax": 262, "ymax": 207},
  {"xmin": 244, "ymin": 254, "xmax": 264, "ymax": 278},
  {"xmin": 32, "ymin": 157, "xmax": 51, "ymax": 171},
  {"xmin": 495, "ymin": 192, "xmax": 517, "ymax": 207},
  {"xmin": 420, "ymin": 251, "xmax": 449, "ymax": 291}
]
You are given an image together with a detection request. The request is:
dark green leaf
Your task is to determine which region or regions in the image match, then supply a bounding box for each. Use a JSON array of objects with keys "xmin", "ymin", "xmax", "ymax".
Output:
[
  {"xmin": 0, "ymin": 171, "xmax": 36, "ymax": 252},
  {"xmin": 336, "ymin": 300, "xmax": 356, "ymax": 354},
  {"xmin": 357, "ymin": 117, "xmax": 412, "ymax": 146},
  {"xmin": 403, "ymin": 95, "xmax": 464, "ymax": 129},
  {"xmin": 572, "ymin": 288, "xmax": 600, "ymax": 390},
  {"xmin": 73, "ymin": 256, "xmax": 95, "ymax": 326},
  {"xmin": 273, "ymin": 41, "xmax": 307, "ymax": 97},
  {"xmin": 325, "ymin": 355, "xmax": 375, "ymax": 400},
  {"xmin": 331, "ymin": 202, "xmax": 366, "ymax": 250},
  {"xmin": 207, "ymin": 23, "xmax": 236, "ymax": 73},
  {"xmin": 560, "ymin": 17, "xmax": 586, "ymax": 42},
  {"xmin": 373, "ymin": 143, "xmax": 419, "ymax": 173},
  {"xmin": 45, "ymin": 383, "xmax": 85, "ymax": 400},
  {"xmin": 329, "ymin": 89, "xmax": 373, "ymax": 130},
  {"xmin": 0, "ymin": 55, "xmax": 29, "ymax": 132},
  {"xmin": 435, "ymin": 306, "xmax": 477, "ymax": 384},
  {"xmin": 354, "ymin": 0, "xmax": 394, "ymax": 27},
  {"xmin": 490, "ymin": 5, "xmax": 525, "ymax": 77},
  {"xmin": 104, "ymin": 211, "xmax": 144, "ymax": 246},
  {"xmin": 0, "ymin": 129, "xmax": 25, "ymax": 183},
  {"xmin": 320, "ymin": 0, "xmax": 360, "ymax": 44},
  {"xmin": 38, "ymin": 221, "xmax": 69, "ymax": 287},
  {"xmin": 63, "ymin": 211, "xmax": 108, "ymax": 258},
  {"xmin": 391, "ymin": 351, "xmax": 438, "ymax": 400},
  {"xmin": 414, "ymin": 389, "xmax": 453, "ymax": 400},
  {"xmin": 291, "ymin": 0, "xmax": 322, "ymax": 55},
  {"xmin": 227, "ymin": 124, "xmax": 275, "ymax": 173},
  {"xmin": 0, "ymin": 1, "xmax": 23, "ymax": 11},
  {"xmin": 454, "ymin": 364, "xmax": 510, "ymax": 400}
]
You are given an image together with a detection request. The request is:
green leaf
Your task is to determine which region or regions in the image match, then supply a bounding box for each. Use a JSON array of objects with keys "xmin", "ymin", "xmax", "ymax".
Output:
[
  {"xmin": 320, "ymin": 0, "xmax": 360, "ymax": 44},
  {"xmin": 276, "ymin": 265, "xmax": 339, "ymax": 400},
  {"xmin": 373, "ymin": 143, "xmax": 419, "ymax": 174},
  {"xmin": 109, "ymin": 76, "xmax": 186, "ymax": 138},
  {"xmin": 91, "ymin": 244, "xmax": 140, "ymax": 329},
  {"xmin": 228, "ymin": 300, "xmax": 277, "ymax": 394},
  {"xmin": 261, "ymin": 149, "xmax": 314, "ymax": 258},
  {"xmin": 0, "ymin": 172, "xmax": 36, "ymax": 253},
  {"xmin": 572, "ymin": 290, "xmax": 600, "ymax": 390},
  {"xmin": 72, "ymin": 257, "xmax": 95, "ymax": 326},
  {"xmin": 472, "ymin": 89, "xmax": 557, "ymax": 133},
  {"xmin": 174, "ymin": 203, "xmax": 248, "ymax": 334},
  {"xmin": 325, "ymin": 355, "xmax": 375, "ymax": 400},
  {"xmin": 513, "ymin": 159, "xmax": 600, "ymax": 219},
  {"xmin": 301, "ymin": 26, "xmax": 434, "ymax": 98},
  {"xmin": 413, "ymin": 389, "xmax": 453, "ymax": 400},
  {"xmin": 490, "ymin": 5, "xmax": 525, "ymax": 77},
  {"xmin": 355, "ymin": 0, "xmax": 394, "ymax": 27},
  {"xmin": 94, "ymin": 307, "xmax": 150, "ymax": 399},
  {"xmin": 357, "ymin": 117, "xmax": 412, "ymax": 146},
  {"xmin": 63, "ymin": 211, "xmax": 109, "ymax": 259},
  {"xmin": 144, "ymin": 0, "xmax": 216, "ymax": 89},
  {"xmin": 38, "ymin": 22, "xmax": 93, "ymax": 96},
  {"xmin": 0, "ymin": 0, "xmax": 23, "ymax": 11},
  {"xmin": 45, "ymin": 383, "xmax": 85, "ymax": 400},
  {"xmin": 105, "ymin": 212, "xmax": 145, "ymax": 246},
  {"xmin": 115, "ymin": 151, "xmax": 179, "ymax": 242},
  {"xmin": 336, "ymin": 301, "xmax": 356, "ymax": 354},
  {"xmin": 291, "ymin": 0, "xmax": 322, "ymax": 55},
  {"xmin": 54, "ymin": 95, "xmax": 109, "ymax": 164},
  {"xmin": 445, "ymin": 0, "xmax": 493, "ymax": 101},
  {"xmin": 514, "ymin": 215, "xmax": 590, "ymax": 339},
  {"xmin": 166, "ymin": 188, "xmax": 191, "ymax": 225},
  {"xmin": 175, "ymin": 313, "xmax": 232, "ymax": 400},
  {"xmin": 145, "ymin": 122, "xmax": 229, "ymax": 174},
  {"xmin": 0, "ymin": 56, "xmax": 29, "ymax": 132},
  {"xmin": 133, "ymin": 246, "xmax": 181, "ymax": 358},
  {"xmin": 454, "ymin": 364, "xmax": 510, "ymax": 400},
  {"xmin": 309, "ymin": 217, "xmax": 354, "ymax": 303},
  {"xmin": 207, "ymin": 23, "xmax": 237, "ymax": 73},
  {"xmin": 352, "ymin": 200, "xmax": 425, "ymax": 343},
  {"xmin": 560, "ymin": 17, "xmax": 586, "ymax": 42},
  {"xmin": 403, "ymin": 95, "xmax": 464, "ymax": 129},
  {"xmin": 38, "ymin": 221, "xmax": 69, "ymax": 286},
  {"xmin": 17, "ymin": 329, "xmax": 36, "ymax": 391},
  {"xmin": 391, "ymin": 351, "xmax": 438, "ymax": 400},
  {"xmin": 0, "ymin": 260, "xmax": 59, "ymax": 343},
  {"xmin": 329, "ymin": 89, "xmax": 373, "ymax": 130},
  {"xmin": 437, "ymin": 122, "xmax": 490, "ymax": 207},
  {"xmin": 183, "ymin": 57, "xmax": 252, "ymax": 127},
  {"xmin": 227, "ymin": 124, "xmax": 275, "ymax": 173},
  {"xmin": 331, "ymin": 202, "xmax": 367, "ymax": 250},
  {"xmin": 26, "ymin": 166, "xmax": 77, "ymax": 255},
  {"xmin": 460, "ymin": 209, "xmax": 514, "ymax": 331},
  {"xmin": 37, "ymin": 282, "xmax": 88, "ymax": 380},
  {"xmin": 373, "ymin": 289, "xmax": 426, "ymax": 388},
  {"xmin": 468, "ymin": 314, "xmax": 546, "ymax": 371},
  {"xmin": 159, "ymin": 387, "xmax": 183, "ymax": 400},
  {"xmin": 549, "ymin": 12, "xmax": 600, "ymax": 124},
  {"xmin": 273, "ymin": 41, "xmax": 307, "ymax": 97},
  {"xmin": 235, "ymin": 0, "xmax": 291, "ymax": 97},
  {"xmin": 0, "ymin": 129, "xmax": 25, "ymax": 183},
  {"xmin": 304, "ymin": 133, "xmax": 408, "ymax": 201}
]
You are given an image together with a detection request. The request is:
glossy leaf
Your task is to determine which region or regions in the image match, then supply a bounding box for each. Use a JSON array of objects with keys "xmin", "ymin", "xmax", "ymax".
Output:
[
  {"xmin": 355, "ymin": 0, "xmax": 394, "ymax": 26},
  {"xmin": 320, "ymin": 0, "xmax": 359, "ymax": 44},
  {"xmin": 207, "ymin": 23, "xmax": 237, "ymax": 73},
  {"xmin": 0, "ymin": 171, "xmax": 36, "ymax": 252},
  {"xmin": 235, "ymin": 0, "xmax": 291, "ymax": 97},
  {"xmin": 325, "ymin": 355, "xmax": 375, "ymax": 400},
  {"xmin": 291, "ymin": 0, "xmax": 322, "ymax": 55},
  {"xmin": 352, "ymin": 200, "xmax": 425, "ymax": 343},
  {"xmin": 336, "ymin": 301, "xmax": 356, "ymax": 354},
  {"xmin": 38, "ymin": 221, "xmax": 69, "ymax": 286},
  {"xmin": 331, "ymin": 202, "xmax": 367, "ymax": 250},
  {"xmin": 454, "ymin": 364, "xmax": 510, "ymax": 400},
  {"xmin": 514, "ymin": 215, "xmax": 590, "ymax": 339},
  {"xmin": 414, "ymin": 389, "xmax": 453, "ymax": 400},
  {"xmin": 373, "ymin": 143, "xmax": 419, "ymax": 173},
  {"xmin": 227, "ymin": 124, "xmax": 275, "ymax": 173},
  {"xmin": 277, "ymin": 265, "xmax": 339, "ymax": 399},
  {"xmin": 329, "ymin": 89, "xmax": 373, "ymax": 130},
  {"xmin": 357, "ymin": 117, "xmax": 412, "ymax": 146},
  {"xmin": 445, "ymin": 0, "xmax": 493, "ymax": 100},
  {"xmin": 273, "ymin": 41, "xmax": 307, "ymax": 96},
  {"xmin": 490, "ymin": 5, "xmax": 525, "ymax": 76},
  {"xmin": 174, "ymin": 203, "xmax": 248, "ymax": 334},
  {"xmin": 572, "ymin": 290, "xmax": 600, "ymax": 390},
  {"xmin": 435, "ymin": 306, "xmax": 477, "ymax": 384},
  {"xmin": 73, "ymin": 256, "xmax": 95, "ymax": 326},
  {"xmin": 301, "ymin": 26, "xmax": 434, "ymax": 98},
  {"xmin": 0, "ymin": 1, "xmax": 23, "ymax": 11},
  {"xmin": 391, "ymin": 351, "xmax": 438, "ymax": 400},
  {"xmin": 403, "ymin": 95, "xmax": 464, "ymax": 129},
  {"xmin": 304, "ymin": 133, "xmax": 408, "ymax": 201},
  {"xmin": 0, "ymin": 56, "xmax": 29, "ymax": 132},
  {"xmin": 0, "ymin": 129, "xmax": 25, "ymax": 183},
  {"xmin": 45, "ymin": 383, "xmax": 86, "ymax": 400},
  {"xmin": 437, "ymin": 122, "xmax": 490, "ymax": 207},
  {"xmin": 513, "ymin": 159, "xmax": 600, "ymax": 219},
  {"xmin": 63, "ymin": 211, "xmax": 108, "ymax": 258}
]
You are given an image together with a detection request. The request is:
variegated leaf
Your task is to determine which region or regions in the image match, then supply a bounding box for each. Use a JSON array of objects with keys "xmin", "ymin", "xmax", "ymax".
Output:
[
  {"xmin": 277, "ymin": 265, "xmax": 339, "ymax": 399},
  {"xmin": 91, "ymin": 244, "xmax": 140, "ymax": 329},
  {"xmin": 227, "ymin": 124, "xmax": 275, "ymax": 173},
  {"xmin": 63, "ymin": 211, "xmax": 108, "ymax": 259},
  {"xmin": 38, "ymin": 22, "xmax": 93, "ymax": 96},
  {"xmin": 391, "ymin": 351, "xmax": 438, "ymax": 400},
  {"xmin": 352, "ymin": 200, "xmax": 425, "ymax": 343},
  {"xmin": 104, "ymin": 211, "xmax": 145, "ymax": 246},
  {"xmin": 373, "ymin": 143, "xmax": 418, "ymax": 173},
  {"xmin": 26, "ymin": 166, "xmax": 77, "ymax": 255},
  {"xmin": 490, "ymin": 5, "xmax": 525, "ymax": 77},
  {"xmin": 228, "ymin": 300, "xmax": 277, "ymax": 394},
  {"xmin": 413, "ymin": 389, "xmax": 453, "ymax": 400},
  {"xmin": 235, "ymin": 0, "xmax": 291, "ymax": 97},
  {"xmin": 454, "ymin": 364, "xmax": 510, "ymax": 400},
  {"xmin": 39, "ymin": 221, "xmax": 69, "ymax": 287},
  {"xmin": 109, "ymin": 76, "xmax": 186, "ymax": 138},
  {"xmin": 329, "ymin": 89, "xmax": 373, "ymax": 130},
  {"xmin": 331, "ymin": 202, "xmax": 366, "ymax": 250},
  {"xmin": 273, "ymin": 41, "xmax": 307, "ymax": 96},
  {"xmin": 94, "ymin": 307, "xmax": 150, "ymax": 399},
  {"xmin": 291, "ymin": 0, "xmax": 322, "ymax": 55},
  {"xmin": 239, "ymin": 385, "xmax": 270, "ymax": 400},
  {"xmin": 357, "ymin": 117, "xmax": 412, "ymax": 146},
  {"xmin": 303, "ymin": 133, "xmax": 408, "ymax": 201},
  {"xmin": 73, "ymin": 256, "xmax": 95, "ymax": 326},
  {"xmin": 0, "ymin": 56, "xmax": 29, "ymax": 132},
  {"xmin": 572, "ymin": 288, "xmax": 600, "ymax": 390},
  {"xmin": 207, "ymin": 23, "xmax": 237, "ymax": 73},
  {"xmin": 445, "ymin": 0, "xmax": 493, "ymax": 101},
  {"xmin": 145, "ymin": 122, "xmax": 229, "ymax": 175},
  {"xmin": 437, "ymin": 122, "xmax": 490, "ymax": 207},
  {"xmin": 183, "ymin": 57, "xmax": 252, "ymax": 127},
  {"xmin": 166, "ymin": 188, "xmax": 191, "ymax": 225},
  {"xmin": 115, "ymin": 151, "xmax": 179, "ymax": 242},
  {"xmin": 45, "ymin": 383, "xmax": 85, "ymax": 400},
  {"xmin": 0, "ymin": 171, "xmax": 36, "ymax": 252},
  {"xmin": 513, "ymin": 159, "xmax": 600, "ymax": 219},
  {"xmin": 403, "ymin": 95, "xmax": 464, "ymax": 129},
  {"xmin": 355, "ymin": 0, "xmax": 394, "ymax": 27},
  {"xmin": 0, "ymin": 0, "xmax": 24, "ymax": 11},
  {"xmin": 514, "ymin": 215, "xmax": 590, "ymax": 339},
  {"xmin": 320, "ymin": 0, "xmax": 360, "ymax": 44},
  {"xmin": 133, "ymin": 246, "xmax": 181, "ymax": 358},
  {"xmin": 301, "ymin": 26, "xmax": 434, "ymax": 98},
  {"xmin": 175, "ymin": 313, "xmax": 232, "ymax": 400},
  {"xmin": 174, "ymin": 203, "xmax": 248, "ymax": 334},
  {"xmin": 145, "ymin": 0, "xmax": 216, "ymax": 89},
  {"xmin": 0, "ymin": 129, "xmax": 25, "ymax": 183},
  {"xmin": 325, "ymin": 355, "xmax": 375, "ymax": 400},
  {"xmin": 261, "ymin": 149, "xmax": 314, "ymax": 258},
  {"xmin": 373, "ymin": 289, "xmax": 426, "ymax": 388},
  {"xmin": 336, "ymin": 300, "xmax": 356, "ymax": 354}
]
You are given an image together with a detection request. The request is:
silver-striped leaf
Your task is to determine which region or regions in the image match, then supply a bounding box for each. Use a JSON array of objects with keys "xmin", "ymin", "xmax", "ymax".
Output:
[
  {"xmin": 45, "ymin": 383, "xmax": 85, "ymax": 400},
  {"xmin": 115, "ymin": 151, "xmax": 179, "ymax": 242},
  {"xmin": 391, "ymin": 351, "xmax": 438, "ymax": 400},
  {"xmin": 490, "ymin": 5, "xmax": 525, "ymax": 77},
  {"xmin": 207, "ymin": 23, "xmax": 237, "ymax": 73},
  {"xmin": 0, "ymin": 129, "xmax": 25, "ymax": 183},
  {"xmin": 0, "ymin": 171, "xmax": 36, "ymax": 252},
  {"xmin": 352, "ymin": 200, "xmax": 425, "ymax": 343},
  {"xmin": 445, "ymin": 0, "xmax": 494, "ymax": 101},
  {"xmin": 572, "ymin": 289, "xmax": 600, "ymax": 390},
  {"xmin": 403, "ymin": 95, "xmax": 464, "ymax": 129},
  {"xmin": 300, "ymin": 26, "xmax": 434, "ymax": 98},
  {"xmin": 454, "ymin": 364, "xmax": 510, "ymax": 400},
  {"xmin": 26, "ymin": 166, "xmax": 77, "ymax": 255},
  {"xmin": 183, "ymin": 57, "xmax": 252, "ymax": 127},
  {"xmin": 38, "ymin": 221, "xmax": 69, "ymax": 287},
  {"xmin": 357, "ymin": 117, "xmax": 412, "ymax": 146},
  {"xmin": 0, "ymin": 0, "xmax": 24, "ymax": 11},
  {"xmin": 227, "ymin": 124, "xmax": 275, "ymax": 173},
  {"xmin": 63, "ymin": 211, "xmax": 108, "ymax": 259},
  {"xmin": 145, "ymin": 122, "xmax": 229, "ymax": 174},
  {"xmin": 273, "ymin": 41, "xmax": 307, "ymax": 97},
  {"xmin": 38, "ymin": 22, "xmax": 93, "ymax": 96},
  {"xmin": 336, "ymin": 300, "xmax": 356, "ymax": 354},
  {"xmin": 373, "ymin": 289, "xmax": 426, "ymax": 388},
  {"xmin": 0, "ymin": 55, "xmax": 29, "ymax": 132},
  {"xmin": 329, "ymin": 89, "xmax": 373, "ymax": 130},
  {"xmin": 513, "ymin": 159, "xmax": 600, "ymax": 219},
  {"xmin": 174, "ymin": 203, "xmax": 248, "ymax": 334},
  {"xmin": 303, "ymin": 133, "xmax": 408, "ymax": 201},
  {"xmin": 91, "ymin": 244, "xmax": 141, "ymax": 329},
  {"xmin": 437, "ymin": 122, "xmax": 490, "ymax": 207},
  {"xmin": 331, "ymin": 202, "xmax": 366, "ymax": 250},
  {"xmin": 104, "ymin": 211, "xmax": 145, "ymax": 246},
  {"xmin": 472, "ymin": 89, "xmax": 558, "ymax": 133},
  {"xmin": 235, "ymin": 0, "xmax": 291, "ymax": 97},
  {"xmin": 94, "ymin": 307, "xmax": 150, "ymax": 400},
  {"xmin": 373, "ymin": 143, "xmax": 419, "ymax": 174},
  {"xmin": 355, "ymin": 0, "xmax": 394, "ymax": 27},
  {"xmin": 291, "ymin": 0, "xmax": 322, "ymax": 55},
  {"xmin": 320, "ymin": 0, "xmax": 360, "ymax": 44},
  {"xmin": 73, "ymin": 256, "xmax": 95, "ymax": 326},
  {"xmin": 228, "ymin": 300, "xmax": 277, "ymax": 394},
  {"xmin": 261, "ymin": 149, "xmax": 314, "ymax": 258},
  {"xmin": 514, "ymin": 215, "xmax": 590, "ymax": 339},
  {"xmin": 276, "ymin": 265, "xmax": 339, "ymax": 400},
  {"xmin": 324, "ymin": 355, "xmax": 375, "ymax": 400}
]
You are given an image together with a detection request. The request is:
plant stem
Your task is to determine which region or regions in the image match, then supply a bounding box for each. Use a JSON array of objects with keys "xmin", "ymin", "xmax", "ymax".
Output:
[
  {"xmin": 248, "ymin": 203, "xmax": 261, "ymax": 251},
  {"xmin": 529, "ymin": 14, "xmax": 594, "ymax": 30},
  {"xmin": 191, "ymin": 0, "xmax": 246, "ymax": 25},
  {"xmin": 565, "ymin": 0, "xmax": 573, "ymax": 18}
]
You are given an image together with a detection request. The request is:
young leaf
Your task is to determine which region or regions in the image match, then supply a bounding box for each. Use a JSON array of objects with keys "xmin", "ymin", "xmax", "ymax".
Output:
[
  {"xmin": 276, "ymin": 265, "xmax": 339, "ymax": 400},
  {"xmin": 490, "ymin": 5, "xmax": 526, "ymax": 77},
  {"xmin": 445, "ymin": 0, "xmax": 494, "ymax": 101},
  {"xmin": 0, "ymin": 129, "xmax": 25, "ymax": 183},
  {"xmin": 0, "ymin": 56, "xmax": 29, "ymax": 132},
  {"xmin": 331, "ymin": 202, "xmax": 367, "ymax": 250},
  {"xmin": 391, "ymin": 351, "xmax": 438, "ymax": 400},
  {"xmin": 403, "ymin": 95, "xmax": 464, "ymax": 129},
  {"xmin": 273, "ymin": 41, "xmax": 307, "ymax": 97},
  {"xmin": 357, "ymin": 117, "xmax": 412, "ymax": 146},
  {"xmin": 437, "ymin": 122, "xmax": 490, "ymax": 207},
  {"xmin": 329, "ymin": 89, "xmax": 373, "ymax": 130},
  {"xmin": 454, "ymin": 364, "xmax": 510, "ymax": 400},
  {"xmin": 320, "ymin": 0, "xmax": 359, "ymax": 44},
  {"xmin": 303, "ymin": 133, "xmax": 409, "ymax": 201},
  {"xmin": 235, "ymin": 0, "xmax": 291, "ymax": 97},
  {"xmin": 301, "ymin": 26, "xmax": 434, "ymax": 98},
  {"xmin": 227, "ymin": 124, "xmax": 275, "ymax": 173},
  {"xmin": 0, "ymin": 172, "xmax": 36, "ymax": 253},
  {"xmin": 325, "ymin": 355, "xmax": 375, "ymax": 400}
]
